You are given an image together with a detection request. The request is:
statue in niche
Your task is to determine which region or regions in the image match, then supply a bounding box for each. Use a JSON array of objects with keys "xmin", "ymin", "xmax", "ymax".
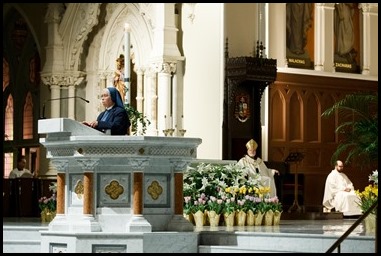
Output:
[
  {"xmin": 286, "ymin": 3, "xmax": 313, "ymax": 56},
  {"xmin": 334, "ymin": 3, "xmax": 356, "ymax": 64},
  {"xmin": 113, "ymin": 54, "xmax": 126, "ymax": 103}
]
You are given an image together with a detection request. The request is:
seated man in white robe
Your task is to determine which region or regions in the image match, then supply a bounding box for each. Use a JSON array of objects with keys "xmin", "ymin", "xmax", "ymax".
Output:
[
  {"xmin": 237, "ymin": 139, "xmax": 279, "ymax": 198},
  {"xmin": 322, "ymin": 160, "xmax": 362, "ymax": 216}
]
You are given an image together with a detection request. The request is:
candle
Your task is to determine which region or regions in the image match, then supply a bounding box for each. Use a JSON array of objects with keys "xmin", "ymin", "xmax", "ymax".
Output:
[{"xmin": 124, "ymin": 23, "xmax": 131, "ymax": 105}]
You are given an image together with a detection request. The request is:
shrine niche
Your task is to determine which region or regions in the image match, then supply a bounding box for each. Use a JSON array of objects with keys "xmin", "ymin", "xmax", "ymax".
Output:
[{"xmin": 223, "ymin": 40, "xmax": 277, "ymax": 161}]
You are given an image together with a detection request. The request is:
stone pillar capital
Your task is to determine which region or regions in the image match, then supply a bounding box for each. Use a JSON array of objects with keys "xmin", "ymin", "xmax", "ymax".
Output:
[
  {"xmin": 50, "ymin": 160, "xmax": 69, "ymax": 173},
  {"xmin": 76, "ymin": 158, "xmax": 100, "ymax": 172}
]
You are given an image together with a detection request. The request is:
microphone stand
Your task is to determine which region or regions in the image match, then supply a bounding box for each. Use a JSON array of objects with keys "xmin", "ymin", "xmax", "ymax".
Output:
[{"xmin": 40, "ymin": 96, "xmax": 90, "ymax": 119}]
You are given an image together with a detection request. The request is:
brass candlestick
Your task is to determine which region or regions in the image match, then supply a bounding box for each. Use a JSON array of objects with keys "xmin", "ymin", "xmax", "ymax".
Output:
[
  {"xmin": 179, "ymin": 129, "xmax": 186, "ymax": 137},
  {"xmin": 168, "ymin": 128, "xmax": 175, "ymax": 136},
  {"xmin": 163, "ymin": 129, "xmax": 169, "ymax": 137}
]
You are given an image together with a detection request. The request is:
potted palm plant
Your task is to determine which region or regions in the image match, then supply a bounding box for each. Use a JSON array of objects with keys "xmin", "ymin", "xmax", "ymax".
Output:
[{"xmin": 321, "ymin": 92, "xmax": 378, "ymax": 169}]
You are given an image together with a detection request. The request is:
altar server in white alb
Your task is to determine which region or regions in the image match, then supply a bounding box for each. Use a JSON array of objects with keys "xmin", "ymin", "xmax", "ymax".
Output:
[
  {"xmin": 237, "ymin": 139, "xmax": 279, "ymax": 197},
  {"xmin": 322, "ymin": 160, "xmax": 362, "ymax": 216}
]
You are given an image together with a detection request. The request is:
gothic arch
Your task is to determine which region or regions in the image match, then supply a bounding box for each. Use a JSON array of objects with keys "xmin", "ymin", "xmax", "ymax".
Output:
[{"xmin": 98, "ymin": 3, "xmax": 154, "ymax": 74}]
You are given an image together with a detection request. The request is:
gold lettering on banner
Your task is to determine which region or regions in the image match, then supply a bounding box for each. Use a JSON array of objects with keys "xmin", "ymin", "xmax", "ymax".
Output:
[
  {"xmin": 74, "ymin": 180, "xmax": 84, "ymax": 199},
  {"xmin": 335, "ymin": 62, "xmax": 353, "ymax": 69},
  {"xmin": 105, "ymin": 180, "xmax": 124, "ymax": 200},
  {"xmin": 147, "ymin": 180, "xmax": 163, "ymax": 200},
  {"xmin": 288, "ymin": 58, "xmax": 306, "ymax": 64}
]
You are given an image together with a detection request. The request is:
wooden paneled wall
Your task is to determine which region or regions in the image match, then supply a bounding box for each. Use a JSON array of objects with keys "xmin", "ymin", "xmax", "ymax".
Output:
[{"xmin": 268, "ymin": 72, "xmax": 377, "ymax": 209}]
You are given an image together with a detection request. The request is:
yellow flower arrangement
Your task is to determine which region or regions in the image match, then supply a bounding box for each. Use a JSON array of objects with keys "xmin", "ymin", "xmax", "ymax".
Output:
[{"xmin": 355, "ymin": 170, "xmax": 378, "ymax": 215}]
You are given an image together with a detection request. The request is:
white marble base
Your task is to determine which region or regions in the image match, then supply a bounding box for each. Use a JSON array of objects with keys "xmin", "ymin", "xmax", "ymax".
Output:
[
  {"xmin": 126, "ymin": 214, "xmax": 152, "ymax": 232},
  {"xmin": 49, "ymin": 214, "xmax": 101, "ymax": 232},
  {"xmin": 166, "ymin": 214, "xmax": 194, "ymax": 231}
]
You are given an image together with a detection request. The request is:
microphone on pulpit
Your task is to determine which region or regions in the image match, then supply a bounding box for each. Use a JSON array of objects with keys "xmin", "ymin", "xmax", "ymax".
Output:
[{"xmin": 40, "ymin": 96, "xmax": 90, "ymax": 119}]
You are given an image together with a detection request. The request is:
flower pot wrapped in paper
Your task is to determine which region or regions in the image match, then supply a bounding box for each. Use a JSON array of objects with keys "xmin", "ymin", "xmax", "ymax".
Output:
[
  {"xmin": 254, "ymin": 211, "xmax": 264, "ymax": 226},
  {"xmin": 224, "ymin": 212, "xmax": 235, "ymax": 227},
  {"xmin": 191, "ymin": 193, "xmax": 207, "ymax": 227},
  {"xmin": 41, "ymin": 208, "xmax": 56, "ymax": 223},
  {"xmin": 235, "ymin": 196, "xmax": 251, "ymax": 226},
  {"xmin": 355, "ymin": 170, "xmax": 378, "ymax": 235},
  {"xmin": 193, "ymin": 210, "xmax": 205, "ymax": 227},
  {"xmin": 207, "ymin": 210, "xmax": 221, "ymax": 227},
  {"xmin": 273, "ymin": 210, "xmax": 283, "ymax": 225},
  {"xmin": 253, "ymin": 196, "xmax": 268, "ymax": 226},
  {"xmin": 206, "ymin": 196, "xmax": 224, "ymax": 227},
  {"xmin": 38, "ymin": 182, "xmax": 57, "ymax": 223},
  {"xmin": 183, "ymin": 213, "xmax": 194, "ymax": 225},
  {"xmin": 364, "ymin": 213, "xmax": 376, "ymax": 235},
  {"xmin": 245, "ymin": 194, "xmax": 265, "ymax": 226},
  {"xmin": 235, "ymin": 210, "xmax": 247, "ymax": 226},
  {"xmin": 261, "ymin": 195, "xmax": 283, "ymax": 226},
  {"xmin": 183, "ymin": 195, "xmax": 195, "ymax": 224},
  {"xmin": 268, "ymin": 196, "xmax": 283, "ymax": 225},
  {"xmin": 246, "ymin": 209, "xmax": 255, "ymax": 226},
  {"xmin": 223, "ymin": 197, "xmax": 236, "ymax": 227},
  {"xmin": 264, "ymin": 209, "xmax": 274, "ymax": 226}
]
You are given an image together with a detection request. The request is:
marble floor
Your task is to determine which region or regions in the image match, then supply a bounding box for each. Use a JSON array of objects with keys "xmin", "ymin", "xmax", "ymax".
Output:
[
  {"xmin": 3, "ymin": 216, "xmax": 377, "ymax": 253},
  {"xmin": 3, "ymin": 216, "xmax": 372, "ymax": 237},
  {"xmin": 192, "ymin": 218, "xmax": 370, "ymax": 236}
]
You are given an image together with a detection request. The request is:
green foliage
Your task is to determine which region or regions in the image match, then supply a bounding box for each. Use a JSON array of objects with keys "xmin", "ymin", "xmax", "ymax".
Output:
[
  {"xmin": 206, "ymin": 196, "xmax": 224, "ymax": 214},
  {"xmin": 321, "ymin": 92, "xmax": 378, "ymax": 168},
  {"xmin": 125, "ymin": 104, "xmax": 151, "ymax": 135},
  {"xmin": 223, "ymin": 196, "xmax": 237, "ymax": 214}
]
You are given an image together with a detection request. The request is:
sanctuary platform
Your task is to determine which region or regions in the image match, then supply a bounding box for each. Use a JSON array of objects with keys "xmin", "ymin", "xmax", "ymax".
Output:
[
  {"xmin": 7, "ymin": 118, "xmax": 372, "ymax": 253},
  {"xmin": 3, "ymin": 217, "xmax": 376, "ymax": 253}
]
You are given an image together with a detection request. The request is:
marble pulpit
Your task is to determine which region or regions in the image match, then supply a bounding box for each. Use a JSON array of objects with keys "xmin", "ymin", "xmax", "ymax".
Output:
[{"xmin": 38, "ymin": 118, "xmax": 202, "ymax": 235}]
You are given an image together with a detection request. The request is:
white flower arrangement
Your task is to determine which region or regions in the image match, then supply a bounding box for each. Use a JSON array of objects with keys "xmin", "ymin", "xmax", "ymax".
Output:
[
  {"xmin": 183, "ymin": 162, "xmax": 280, "ymax": 215},
  {"xmin": 368, "ymin": 170, "xmax": 378, "ymax": 185}
]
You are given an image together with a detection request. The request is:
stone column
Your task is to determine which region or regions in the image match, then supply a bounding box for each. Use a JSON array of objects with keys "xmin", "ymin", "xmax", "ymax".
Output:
[
  {"xmin": 136, "ymin": 68, "xmax": 144, "ymax": 113},
  {"xmin": 40, "ymin": 3, "xmax": 65, "ymax": 119},
  {"xmin": 56, "ymin": 172, "xmax": 65, "ymax": 214},
  {"xmin": 172, "ymin": 60, "xmax": 185, "ymax": 136},
  {"xmin": 126, "ymin": 157, "xmax": 151, "ymax": 232},
  {"xmin": 167, "ymin": 159, "xmax": 193, "ymax": 231},
  {"xmin": 47, "ymin": 159, "xmax": 68, "ymax": 231},
  {"xmin": 83, "ymin": 172, "xmax": 93, "ymax": 215},
  {"xmin": 132, "ymin": 172, "xmax": 143, "ymax": 215},
  {"xmin": 145, "ymin": 69, "xmax": 158, "ymax": 136},
  {"xmin": 50, "ymin": 84, "xmax": 61, "ymax": 118},
  {"xmin": 359, "ymin": 3, "xmax": 378, "ymax": 75},
  {"xmin": 50, "ymin": 160, "xmax": 68, "ymax": 215},
  {"xmin": 174, "ymin": 172, "xmax": 183, "ymax": 215},
  {"xmin": 75, "ymin": 158, "xmax": 101, "ymax": 232},
  {"xmin": 67, "ymin": 84, "xmax": 76, "ymax": 119},
  {"xmin": 156, "ymin": 61, "xmax": 176, "ymax": 136},
  {"xmin": 314, "ymin": 3, "xmax": 335, "ymax": 72}
]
